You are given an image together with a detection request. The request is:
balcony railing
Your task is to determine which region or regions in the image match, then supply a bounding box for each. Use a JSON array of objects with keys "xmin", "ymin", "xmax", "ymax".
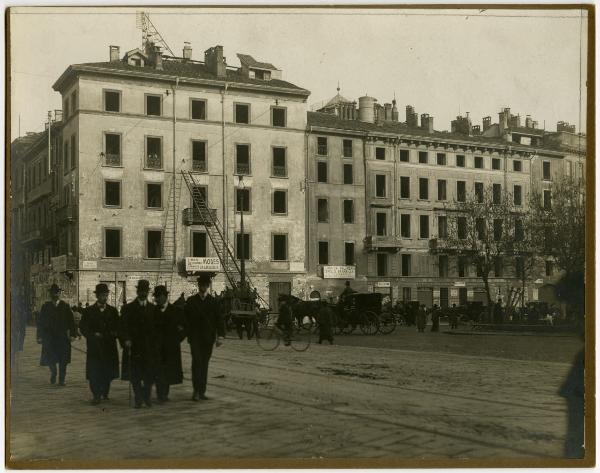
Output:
[
  {"xmin": 105, "ymin": 153, "xmax": 121, "ymax": 166},
  {"xmin": 182, "ymin": 207, "xmax": 217, "ymax": 226},
  {"xmin": 317, "ymin": 145, "xmax": 328, "ymax": 156},
  {"xmin": 363, "ymin": 235, "xmax": 402, "ymax": 253},
  {"xmin": 272, "ymin": 165, "xmax": 287, "ymax": 177},
  {"xmin": 192, "ymin": 160, "xmax": 207, "ymax": 172},
  {"xmin": 146, "ymin": 153, "xmax": 162, "ymax": 169},
  {"xmin": 56, "ymin": 205, "xmax": 77, "ymax": 223},
  {"xmin": 236, "ymin": 163, "xmax": 250, "ymax": 175}
]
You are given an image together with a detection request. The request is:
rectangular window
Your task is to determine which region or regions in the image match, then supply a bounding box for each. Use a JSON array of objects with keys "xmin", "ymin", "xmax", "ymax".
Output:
[
  {"xmin": 402, "ymin": 287, "xmax": 411, "ymax": 301},
  {"xmin": 543, "ymin": 161, "xmax": 551, "ymax": 180},
  {"xmin": 458, "ymin": 257, "xmax": 466, "ymax": 277},
  {"xmin": 343, "ymin": 199, "xmax": 354, "ymax": 224},
  {"xmin": 494, "ymin": 257, "xmax": 503, "ymax": 277},
  {"xmin": 271, "ymin": 107, "xmax": 286, "ymax": 127},
  {"xmin": 492, "ymin": 158, "xmax": 501, "ymax": 170},
  {"xmin": 419, "ymin": 215, "xmax": 429, "ymax": 239},
  {"xmin": 474, "ymin": 182, "xmax": 484, "ymax": 203},
  {"xmin": 513, "ymin": 185, "xmax": 522, "ymax": 205},
  {"xmin": 513, "ymin": 160, "xmax": 522, "ymax": 172},
  {"xmin": 343, "ymin": 139, "xmax": 353, "ymax": 158},
  {"xmin": 344, "ymin": 242, "xmax": 355, "ymax": 265},
  {"xmin": 438, "ymin": 216, "xmax": 448, "ymax": 239},
  {"xmin": 192, "ymin": 140, "xmax": 207, "ymax": 172},
  {"xmin": 236, "ymin": 144, "xmax": 250, "ymax": 175},
  {"xmin": 146, "ymin": 230, "xmax": 163, "ymax": 259},
  {"xmin": 493, "ymin": 219, "xmax": 503, "ymax": 241},
  {"xmin": 376, "ymin": 213, "xmax": 387, "ymax": 236},
  {"xmin": 64, "ymin": 98, "xmax": 69, "ymax": 119},
  {"xmin": 456, "ymin": 155, "xmax": 465, "ymax": 167},
  {"xmin": 437, "ymin": 179, "xmax": 447, "ymax": 201},
  {"xmin": 439, "ymin": 255, "xmax": 448, "ymax": 277},
  {"xmin": 401, "ymin": 254, "xmax": 411, "ymax": 276},
  {"xmin": 400, "ymin": 176, "xmax": 410, "ymax": 199},
  {"xmin": 516, "ymin": 257, "xmax": 524, "ymax": 278},
  {"xmin": 376, "ymin": 147, "xmax": 386, "ymax": 160},
  {"xmin": 476, "ymin": 218, "xmax": 485, "ymax": 240},
  {"xmin": 273, "ymin": 190, "xmax": 287, "ymax": 215},
  {"xmin": 192, "ymin": 231, "xmax": 207, "ymax": 257},
  {"xmin": 318, "ymin": 241, "xmax": 329, "ymax": 265},
  {"xmin": 236, "ymin": 233, "xmax": 251, "ymax": 260},
  {"xmin": 400, "ymin": 214, "xmax": 411, "ymax": 238},
  {"xmin": 71, "ymin": 91, "xmax": 77, "ymax": 113},
  {"xmin": 145, "ymin": 183, "xmax": 162, "ymax": 209},
  {"xmin": 400, "ymin": 149, "xmax": 409, "ymax": 162},
  {"xmin": 317, "ymin": 198, "xmax": 329, "ymax": 222},
  {"xmin": 105, "ymin": 133, "xmax": 121, "ymax": 166},
  {"xmin": 317, "ymin": 162, "xmax": 328, "ymax": 183},
  {"xmin": 235, "ymin": 103, "xmax": 250, "ymax": 124},
  {"xmin": 437, "ymin": 153, "xmax": 446, "ymax": 165},
  {"xmin": 343, "ymin": 163, "xmax": 353, "ymax": 184},
  {"xmin": 545, "ymin": 260, "xmax": 554, "ymax": 276},
  {"xmin": 70, "ymin": 135, "xmax": 77, "ymax": 169},
  {"xmin": 474, "ymin": 156, "xmax": 484, "ymax": 169},
  {"xmin": 104, "ymin": 181, "xmax": 121, "ymax": 207},
  {"xmin": 493, "ymin": 183, "xmax": 502, "ymax": 204},
  {"xmin": 418, "ymin": 151, "xmax": 428, "ymax": 164},
  {"xmin": 191, "ymin": 99, "xmax": 207, "ymax": 120},
  {"xmin": 317, "ymin": 137, "xmax": 328, "ymax": 155},
  {"xmin": 63, "ymin": 141, "xmax": 69, "ymax": 173},
  {"xmin": 192, "ymin": 185, "xmax": 208, "ymax": 204},
  {"xmin": 146, "ymin": 136, "xmax": 162, "ymax": 169},
  {"xmin": 146, "ymin": 95, "xmax": 162, "ymax": 116},
  {"xmin": 104, "ymin": 228, "xmax": 121, "ymax": 258},
  {"xmin": 543, "ymin": 190, "xmax": 552, "ymax": 210},
  {"xmin": 456, "ymin": 180, "xmax": 466, "ymax": 202},
  {"xmin": 272, "ymin": 147, "xmax": 287, "ymax": 177},
  {"xmin": 375, "ymin": 175, "xmax": 387, "ymax": 197},
  {"xmin": 457, "ymin": 217, "xmax": 467, "ymax": 240},
  {"xmin": 515, "ymin": 219, "xmax": 524, "ymax": 241},
  {"xmin": 272, "ymin": 234, "xmax": 288, "ymax": 261},
  {"xmin": 377, "ymin": 253, "xmax": 388, "ymax": 277},
  {"xmin": 235, "ymin": 188, "xmax": 251, "ymax": 213},
  {"xmin": 104, "ymin": 90, "xmax": 121, "ymax": 112},
  {"xmin": 419, "ymin": 177, "xmax": 429, "ymax": 200}
]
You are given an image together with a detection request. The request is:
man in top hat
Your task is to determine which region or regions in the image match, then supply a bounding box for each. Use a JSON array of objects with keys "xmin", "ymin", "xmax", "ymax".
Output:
[
  {"xmin": 37, "ymin": 283, "xmax": 77, "ymax": 385},
  {"xmin": 120, "ymin": 279, "xmax": 161, "ymax": 408},
  {"xmin": 79, "ymin": 283, "xmax": 120, "ymax": 404},
  {"xmin": 184, "ymin": 272, "xmax": 225, "ymax": 401},
  {"xmin": 153, "ymin": 285, "xmax": 186, "ymax": 403}
]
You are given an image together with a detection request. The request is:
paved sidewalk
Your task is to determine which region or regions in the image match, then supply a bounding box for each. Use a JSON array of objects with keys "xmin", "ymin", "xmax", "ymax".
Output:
[{"xmin": 8, "ymin": 327, "xmax": 574, "ymax": 463}]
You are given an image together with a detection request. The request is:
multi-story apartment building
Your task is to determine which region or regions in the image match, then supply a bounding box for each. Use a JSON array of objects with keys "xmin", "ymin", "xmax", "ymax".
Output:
[
  {"xmin": 305, "ymin": 94, "xmax": 586, "ymax": 307},
  {"xmin": 45, "ymin": 41, "xmax": 310, "ymax": 309}
]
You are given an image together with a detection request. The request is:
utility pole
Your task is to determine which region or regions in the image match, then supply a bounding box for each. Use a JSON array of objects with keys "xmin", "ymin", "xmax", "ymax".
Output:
[
  {"xmin": 238, "ymin": 175, "xmax": 246, "ymax": 287},
  {"xmin": 47, "ymin": 111, "xmax": 52, "ymax": 174},
  {"xmin": 172, "ymin": 78, "xmax": 178, "ymax": 270}
]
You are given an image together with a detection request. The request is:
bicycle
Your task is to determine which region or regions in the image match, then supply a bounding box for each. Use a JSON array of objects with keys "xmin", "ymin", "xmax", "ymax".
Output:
[{"xmin": 256, "ymin": 318, "xmax": 311, "ymax": 352}]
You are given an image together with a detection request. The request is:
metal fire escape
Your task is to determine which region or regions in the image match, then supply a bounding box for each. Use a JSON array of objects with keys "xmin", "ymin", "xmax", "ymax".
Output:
[{"xmin": 156, "ymin": 171, "xmax": 184, "ymax": 289}]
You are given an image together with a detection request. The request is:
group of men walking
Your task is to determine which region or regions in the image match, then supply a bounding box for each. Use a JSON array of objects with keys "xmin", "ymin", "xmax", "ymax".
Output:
[{"xmin": 35, "ymin": 273, "xmax": 224, "ymax": 407}]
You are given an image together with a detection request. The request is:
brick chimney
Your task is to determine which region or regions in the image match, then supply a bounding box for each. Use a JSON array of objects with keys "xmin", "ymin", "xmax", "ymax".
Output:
[
  {"xmin": 109, "ymin": 45, "xmax": 120, "ymax": 63},
  {"xmin": 421, "ymin": 114, "xmax": 434, "ymax": 133},
  {"xmin": 154, "ymin": 46, "xmax": 163, "ymax": 70},
  {"xmin": 205, "ymin": 45, "xmax": 227, "ymax": 78},
  {"xmin": 183, "ymin": 42, "xmax": 192, "ymax": 60}
]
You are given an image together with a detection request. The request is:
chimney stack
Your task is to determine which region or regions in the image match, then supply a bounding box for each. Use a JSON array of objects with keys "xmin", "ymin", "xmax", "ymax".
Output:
[
  {"xmin": 406, "ymin": 105, "xmax": 418, "ymax": 127},
  {"xmin": 204, "ymin": 45, "xmax": 227, "ymax": 78},
  {"xmin": 183, "ymin": 42, "xmax": 192, "ymax": 60},
  {"xmin": 110, "ymin": 45, "xmax": 120, "ymax": 63},
  {"xmin": 384, "ymin": 103, "xmax": 392, "ymax": 121},
  {"xmin": 525, "ymin": 115, "xmax": 533, "ymax": 128},
  {"xmin": 483, "ymin": 116, "xmax": 491, "ymax": 132},
  {"xmin": 421, "ymin": 113, "xmax": 434, "ymax": 133},
  {"xmin": 154, "ymin": 46, "xmax": 163, "ymax": 70},
  {"xmin": 391, "ymin": 99, "xmax": 399, "ymax": 122}
]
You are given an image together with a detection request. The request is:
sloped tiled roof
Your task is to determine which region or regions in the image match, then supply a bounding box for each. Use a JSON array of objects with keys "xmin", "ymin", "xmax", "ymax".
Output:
[
  {"xmin": 54, "ymin": 58, "xmax": 308, "ymax": 95},
  {"xmin": 237, "ymin": 53, "xmax": 278, "ymax": 71},
  {"xmin": 322, "ymin": 93, "xmax": 353, "ymax": 109}
]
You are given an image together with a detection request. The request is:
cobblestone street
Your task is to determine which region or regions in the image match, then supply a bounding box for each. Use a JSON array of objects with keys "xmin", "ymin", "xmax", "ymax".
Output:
[{"xmin": 8, "ymin": 326, "xmax": 580, "ymax": 465}]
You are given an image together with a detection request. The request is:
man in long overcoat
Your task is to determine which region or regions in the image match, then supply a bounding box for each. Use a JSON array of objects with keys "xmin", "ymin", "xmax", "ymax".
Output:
[
  {"xmin": 317, "ymin": 300, "xmax": 334, "ymax": 345},
  {"xmin": 79, "ymin": 283, "xmax": 120, "ymax": 404},
  {"xmin": 37, "ymin": 284, "xmax": 76, "ymax": 385},
  {"xmin": 185, "ymin": 273, "xmax": 225, "ymax": 401},
  {"xmin": 120, "ymin": 279, "xmax": 161, "ymax": 408},
  {"xmin": 153, "ymin": 285, "xmax": 185, "ymax": 403},
  {"xmin": 416, "ymin": 304, "xmax": 427, "ymax": 333}
]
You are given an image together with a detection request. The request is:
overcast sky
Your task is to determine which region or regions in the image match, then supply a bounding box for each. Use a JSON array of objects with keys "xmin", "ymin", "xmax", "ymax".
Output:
[{"xmin": 10, "ymin": 7, "xmax": 588, "ymax": 140}]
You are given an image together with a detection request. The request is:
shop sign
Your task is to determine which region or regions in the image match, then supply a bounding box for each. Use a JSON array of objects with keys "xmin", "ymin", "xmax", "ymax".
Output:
[
  {"xmin": 323, "ymin": 265, "xmax": 355, "ymax": 279},
  {"xmin": 185, "ymin": 257, "xmax": 221, "ymax": 272}
]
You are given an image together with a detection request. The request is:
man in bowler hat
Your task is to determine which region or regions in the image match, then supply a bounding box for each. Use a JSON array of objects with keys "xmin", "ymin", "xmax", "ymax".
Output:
[
  {"xmin": 153, "ymin": 285, "xmax": 186, "ymax": 403},
  {"xmin": 120, "ymin": 279, "xmax": 161, "ymax": 408},
  {"xmin": 184, "ymin": 273, "xmax": 225, "ymax": 401},
  {"xmin": 79, "ymin": 283, "xmax": 120, "ymax": 404},
  {"xmin": 37, "ymin": 284, "xmax": 77, "ymax": 385}
]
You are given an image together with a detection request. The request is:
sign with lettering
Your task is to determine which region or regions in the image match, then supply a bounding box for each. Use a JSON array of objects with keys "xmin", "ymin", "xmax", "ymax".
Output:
[
  {"xmin": 323, "ymin": 265, "xmax": 356, "ymax": 279},
  {"xmin": 453, "ymin": 281, "xmax": 466, "ymax": 287},
  {"xmin": 375, "ymin": 281, "xmax": 391, "ymax": 288},
  {"xmin": 185, "ymin": 257, "xmax": 221, "ymax": 272},
  {"xmin": 81, "ymin": 260, "xmax": 97, "ymax": 270}
]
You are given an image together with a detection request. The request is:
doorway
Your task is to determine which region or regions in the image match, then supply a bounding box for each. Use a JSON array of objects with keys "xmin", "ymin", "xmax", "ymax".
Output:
[{"xmin": 269, "ymin": 281, "xmax": 291, "ymax": 314}]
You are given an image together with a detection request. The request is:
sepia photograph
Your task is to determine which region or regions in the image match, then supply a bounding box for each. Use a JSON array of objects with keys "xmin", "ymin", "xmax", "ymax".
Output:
[{"xmin": 6, "ymin": 5, "xmax": 593, "ymax": 468}]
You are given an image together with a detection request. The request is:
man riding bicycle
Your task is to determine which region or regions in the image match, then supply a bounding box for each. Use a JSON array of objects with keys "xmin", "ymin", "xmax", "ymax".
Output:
[{"xmin": 275, "ymin": 294, "xmax": 293, "ymax": 346}]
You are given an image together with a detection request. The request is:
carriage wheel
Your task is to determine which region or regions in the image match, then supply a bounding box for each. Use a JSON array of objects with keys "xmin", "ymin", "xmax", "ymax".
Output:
[
  {"xmin": 256, "ymin": 325, "xmax": 280, "ymax": 351},
  {"xmin": 257, "ymin": 311, "xmax": 270, "ymax": 328},
  {"xmin": 377, "ymin": 313, "xmax": 397, "ymax": 335},
  {"xmin": 360, "ymin": 311, "xmax": 379, "ymax": 335},
  {"xmin": 289, "ymin": 330, "xmax": 311, "ymax": 352}
]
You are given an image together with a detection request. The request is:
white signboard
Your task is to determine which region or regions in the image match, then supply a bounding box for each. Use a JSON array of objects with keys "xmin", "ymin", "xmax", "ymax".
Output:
[
  {"xmin": 454, "ymin": 281, "xmax": 466, "ymax": 287},
  {"xmin": 375, "ymin": 281, "xmax": 391, "ymax": 288},
  {"xmin": 186, "ymin": 257, "xmax": 221, "ymax": 272},
  {"xmin": 81, "ymin": 260, "xmax": 97, "ymax": 270},
  {"xmin": 51, "ymin": 255, "xmax": 67, "ymax": 272},
  {"xmin": 323, "ymin": 265, "xmax": 356, "ymax": 279},
  {"xmin": 532, "ymin": 288, "xmax": 539, "ymax": 301}
]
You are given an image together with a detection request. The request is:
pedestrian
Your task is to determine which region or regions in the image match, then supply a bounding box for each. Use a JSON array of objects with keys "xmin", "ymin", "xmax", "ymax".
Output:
[
  {"xmin": 430, "ymin": 304, "xmax": 440, "ymax": 332},
  {"xmin": 317, "ymin": 300, "xmax": 334, "ymax": 345},
  {"xmin": 493, "ymin": 298, "xmax": 504, "ymax": 324},
  {"xmin": 174, "ymin": 292, "xmax": 186, "ymax": 309},
  {"xmin": 184, "ymin": 272, "xmax": 225, "ymax": 402},
  {"xmin": 36, "ymin": 284, "xmax": 77, "ymax": 386},
  {"xmin": 120, "ymin": 279, "xmax": 161, "ymax": 408},
  {"xmin": 449, "ymin": 303, "xmax": 459, "ymax": 330},
  {"xmin": 275, "ymin": 294, "xmax": 293, "ymax": 346},
  {"xmin": 79, "ymin": 283, "xmax": 120, "ymax": 405},
  {"xmin": 153, "ymin": 285, "xmax": 185, "ymax": 403},
  {"xmin": 416, "ymin": 304, "xmax": 427, "ymax": 333}
]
